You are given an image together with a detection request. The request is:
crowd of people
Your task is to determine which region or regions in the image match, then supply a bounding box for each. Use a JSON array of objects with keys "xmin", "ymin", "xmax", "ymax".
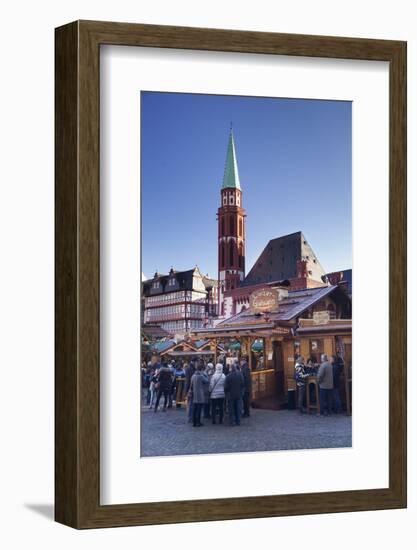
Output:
[
  {"xmin": 141, "ymin": 357, "xmax": 252, "ymax": 427},
  {"xmin": 141, "ymin": 351, "xmax": 346, "ymax": 426},
  {"xmin": 294, "ymin": 352, "xmax": 345, "ymax": 415}
]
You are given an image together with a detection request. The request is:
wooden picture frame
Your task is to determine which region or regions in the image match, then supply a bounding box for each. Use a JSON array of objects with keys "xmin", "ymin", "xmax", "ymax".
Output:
[{"xmin": 55, "ymin": 20, "xmax": 407, "ymax": 529}]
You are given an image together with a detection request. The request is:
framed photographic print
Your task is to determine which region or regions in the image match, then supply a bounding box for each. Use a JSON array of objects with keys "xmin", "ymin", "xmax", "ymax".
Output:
[{"xmin": 55, "ymin": 20, "xmax": 406, "ymax": 528}]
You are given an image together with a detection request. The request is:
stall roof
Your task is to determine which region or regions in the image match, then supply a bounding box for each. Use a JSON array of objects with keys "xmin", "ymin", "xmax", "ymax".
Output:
[
  {"xmin": 218, "ymin": 285, "xmax": 343, "ymax": 327},
  {"xmin": 142, "ymin": 324, "xmax": 170, "ymax": 340},
  {"xmin": 193, "ymin": 339, "xmax": 210, "ymax": 349},
  {"xmin": 151, "ymin": 339, "xmax": 177, "ymax": 354}
]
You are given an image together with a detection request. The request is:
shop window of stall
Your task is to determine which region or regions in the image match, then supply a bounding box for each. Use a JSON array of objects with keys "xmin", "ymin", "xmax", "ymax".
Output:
[
  {"xmin": 251, "ymin": 339, "xmax": 265, "ymax": 370},
  {"xmin": 309, "ymin": 339, "xmax": 324, "ymax": 364}
]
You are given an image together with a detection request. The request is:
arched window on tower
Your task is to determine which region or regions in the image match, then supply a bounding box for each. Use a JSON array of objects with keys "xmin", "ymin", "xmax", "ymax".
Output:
[
  {"xmin": 221, "ymin": 217, "xmax": 225, "ymax": 237},
  {"xmin": 238, "ymin": 243, "xmax": 243, "ymax": 269},
  {"xmin": 229, "ymin": 240, "xmax": 234, "ymax": 266},
  {"xmin": 221, "ymin": 242, "xmax": 225, "ymax": 268},
  {"xmin": 230, "ymin": 216, "xmax": 235, "ymax": 235},
  {"xmin": 239, "ymin": 218, "xmax": 243, "ymax": 237}
]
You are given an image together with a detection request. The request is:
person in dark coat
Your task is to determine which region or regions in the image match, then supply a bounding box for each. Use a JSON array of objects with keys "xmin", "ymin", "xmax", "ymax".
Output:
[
  {"xmin": 240, "ymin": 357, "xmax": 252, "ymax": 417},
  {"xmin": 189, "ymin": 364, "xmax": 209, "ymax": 427},
  {"xmin": 154, "ymin": 363, "xmax": 173, "ymax": 412},
  {"xmin": 184, "ymin": 360, "xmax": 196, "ymax": 423},
  {"xmin": 224, "ymin": 364, "xmax": 244, "ymax": 426}
]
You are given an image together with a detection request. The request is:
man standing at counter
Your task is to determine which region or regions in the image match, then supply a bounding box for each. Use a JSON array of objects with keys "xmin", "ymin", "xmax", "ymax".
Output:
[
  {"xmin": 317, "ymin": 354, "xmax": 334, "ymax": 416},
  {"xmin": 295, "ymin": 356, "xmax": 308, "ymax": 414}
]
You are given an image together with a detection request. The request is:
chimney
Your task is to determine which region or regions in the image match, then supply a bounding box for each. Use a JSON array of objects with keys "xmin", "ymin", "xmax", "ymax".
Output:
[{"xmin": 296, "ymin": 259, "xmax": 308, "ymax": 278}]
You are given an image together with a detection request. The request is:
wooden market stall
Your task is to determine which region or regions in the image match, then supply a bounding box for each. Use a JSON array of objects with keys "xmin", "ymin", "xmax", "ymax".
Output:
[{"xmin": 192, "ymin": 284, "xmax": 352, "ymax": 410}]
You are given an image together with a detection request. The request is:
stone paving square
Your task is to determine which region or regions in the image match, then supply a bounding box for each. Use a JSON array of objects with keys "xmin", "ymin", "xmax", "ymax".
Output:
[{"xmin": 140, "ymin": 405, "xmax": 352, "ymax": 457}]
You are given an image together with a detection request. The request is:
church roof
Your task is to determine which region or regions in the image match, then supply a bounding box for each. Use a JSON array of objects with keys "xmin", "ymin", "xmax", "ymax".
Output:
[
  {"xmin": 222, "ymin": 128, "xmax": 241, "ymax": 190},
  {"xmin": 243, "ymin": 231, "xmax": 326, "ymax": 286}
]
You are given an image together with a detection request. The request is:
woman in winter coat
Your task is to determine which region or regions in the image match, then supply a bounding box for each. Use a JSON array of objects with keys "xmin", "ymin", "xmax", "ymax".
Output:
[
  {"xmin": 189, "ymin": 364, "xmax": 209, "ymax": 427},
  {"xmin": 209, "ymin": 363, "xmax": 226, "ymax": 424}
]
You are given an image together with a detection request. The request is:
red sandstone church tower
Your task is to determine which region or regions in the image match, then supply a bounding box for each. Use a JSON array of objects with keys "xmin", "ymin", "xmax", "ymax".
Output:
[{"xmin": 217, "ymin": 128, "xmax": 246, "ymax": 316}]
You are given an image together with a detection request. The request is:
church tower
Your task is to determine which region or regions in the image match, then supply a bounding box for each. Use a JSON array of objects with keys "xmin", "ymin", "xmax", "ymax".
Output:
[{"xmin": 217, "ymin": 128, "xmax": 246, "ymax": 316}]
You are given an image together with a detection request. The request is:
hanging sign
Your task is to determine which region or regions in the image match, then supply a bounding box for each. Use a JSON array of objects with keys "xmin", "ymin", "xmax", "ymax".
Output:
[
  {"xmin": 250, "ymin": 287, "xmax": 279, "ymax": 313},
  {"xmin": 313, "ymin": 311, "xmax": 330, "ymax": 325}
]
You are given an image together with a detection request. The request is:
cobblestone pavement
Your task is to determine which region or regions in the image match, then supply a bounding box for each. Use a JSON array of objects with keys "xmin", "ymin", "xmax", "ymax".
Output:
[{"xmin": 140, "ymin": 404, "xmax": 352, "ymax": 457}]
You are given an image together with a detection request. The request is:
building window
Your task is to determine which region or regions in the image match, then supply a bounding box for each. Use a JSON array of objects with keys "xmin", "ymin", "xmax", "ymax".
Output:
[
  {"xmin": 229, "ymin": 240, "xmax": 234, "ymax": 265},
  {"xmin": 221, "ymin": 242, "xmax": 225, "ymax": 268},
  {"xmin": 223, "ymin": 194, "xmax": 227, "ymax": 205},
  {"xmin": 238, "ymin": 244, "xmax": 243, "ymax": 269},
  {"xmin": 221, "ymin": 217, "xmax": 225, "ymax": 236},
  {"xmin": 152, "ymin": 281, "xmax": 159, "ymax": 289},
  {"xmin": 230, "ymin": 216, "xmax": 235, "ymax": 235},
  {"xmin": 229, "ymin": 194, "xmax": 234, "ymax": 205}
]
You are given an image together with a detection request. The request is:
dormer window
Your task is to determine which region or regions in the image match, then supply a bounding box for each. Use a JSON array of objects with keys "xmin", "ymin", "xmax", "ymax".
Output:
[
  {"xmin": 152, "ymin": 281, "xmax": 159, "ymax": 289},
  {"xmin": 168, "ymin": 278, "xmax": 176, "ymax": 287}
]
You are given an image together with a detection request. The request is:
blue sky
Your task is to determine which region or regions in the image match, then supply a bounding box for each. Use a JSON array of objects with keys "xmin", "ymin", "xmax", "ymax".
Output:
[{"xmin": 141, "ymin": 92, "xmax": 351, "ymax": 280}]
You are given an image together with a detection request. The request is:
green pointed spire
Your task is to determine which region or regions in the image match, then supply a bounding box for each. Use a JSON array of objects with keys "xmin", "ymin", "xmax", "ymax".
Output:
[{"xmin": 222, "ymin": 127, "xmax": 241, "ymax": 190}]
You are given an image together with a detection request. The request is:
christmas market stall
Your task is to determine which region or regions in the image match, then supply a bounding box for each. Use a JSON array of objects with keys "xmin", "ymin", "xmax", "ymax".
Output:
[{"xmin": 191, "ymin": 283, "xmax": 352, "ymax": 410}]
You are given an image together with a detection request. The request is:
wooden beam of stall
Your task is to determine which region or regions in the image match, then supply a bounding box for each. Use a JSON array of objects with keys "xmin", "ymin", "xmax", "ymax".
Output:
[{"xmin": 192, "ymin": 331, "xmax": 274, "ymax": 339}]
